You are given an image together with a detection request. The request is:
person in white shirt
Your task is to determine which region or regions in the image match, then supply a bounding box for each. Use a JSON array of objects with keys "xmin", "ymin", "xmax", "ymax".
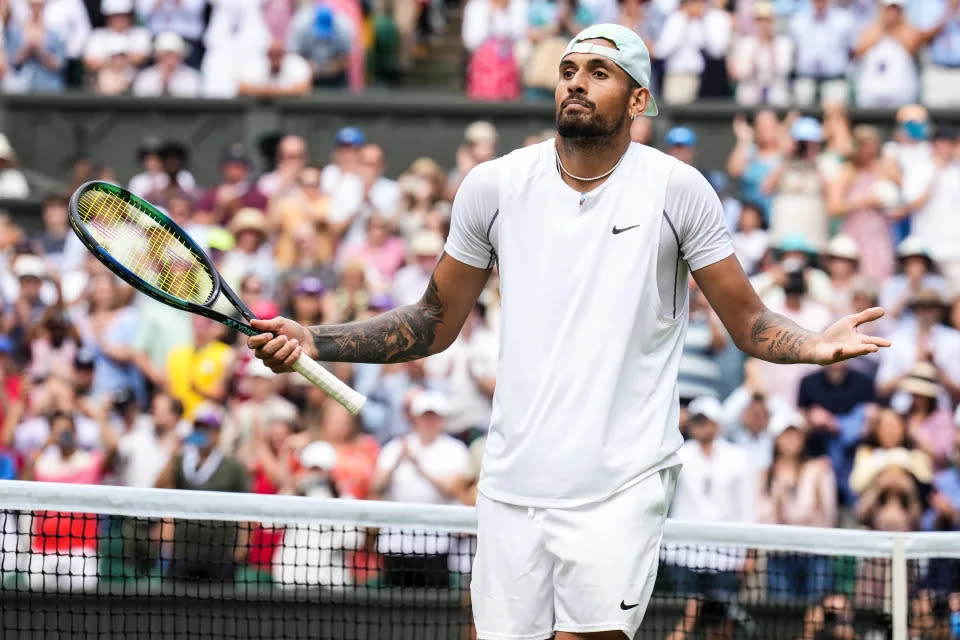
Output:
[
  {"xmin": 83, "ymin": 0, "xmax": 151, "ymax": 73},
  {"xmin": 200, "ymin": 0, "xmax": 270, "ymax": 97},
  {"xmin": 727, "ymin": 1, "xmax": 793, "ymax": 106},
  {"xmin": 11, "ymin": 0, "xmax": 91, "ymax": 79},
  {"xmin": 371, "ymin": 391, "xmax": 471, "ymax": 587},
  {"xmin": 250, "ymin": 23, "xmax": 888, "ymax": 640},
  {"xmin": 909, "ymin": 126, "xmax": 960, "ymax": 292},
  {"xmin": 664, "ymin": 396, "xmax": 755, "ymax": 599},
  {"xmin": 114, "ymin": 392, "xmax": 186, "ymax": 488},
  {"xmin": 133, "ymin": 32, "xmax": 202, "ymax": 97},
  {"xmin": 391, "ymin": 230, "xmax": 444, "ymax": 305},
  {"xmin": 238, "ymin": 39, "xmax": 312, "ymax": 98},
  {"xmin": 135, "ymin": 0, "xmax": 205, "ymax": 67},
  {"xmin": 789, "ymin": 0, "xmax": 854, "ymax": 106},
  {"xmin": 0, "ymin": 135, "xmax": 29, "ymax": 198},
  {"xmin": 656, "ymin": 0, "xmax": 731, "ymax": 104}
]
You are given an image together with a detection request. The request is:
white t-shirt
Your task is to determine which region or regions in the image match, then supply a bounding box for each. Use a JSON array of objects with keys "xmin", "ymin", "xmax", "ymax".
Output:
[
  {"xmin": 11, "ymin": 0, "xmax": 91, "ymax": 58},
  {"xmin": 132, "ymin": 65, "xmax": 202, "ymax": 97},
  {"xmin": 444, "ymin": 140, "xmax": 734, "ymax": 507},
  {"xmin": 115, "ymin": 422, "xmax": 181, "ymax": 488},
  {"xmin": 239, "ymin": 52, "xmax": 312, "ymax": 90},
  {"xmin": 424, "ymin": 323, "xmax": 499, "ymax": 435},
  {"xmin": 84, "ymin": 27, "xmax": 152, "ymax": 62}
]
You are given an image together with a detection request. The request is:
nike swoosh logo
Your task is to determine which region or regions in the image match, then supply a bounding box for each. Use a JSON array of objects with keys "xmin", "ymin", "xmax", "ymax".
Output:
[
  {"xmin": 620, "ymin": 601, "xmax": 639, "ymax": 611},
  {"xmin": 612, "ymin": 224, "xmax": 642, "ymax": 235}
]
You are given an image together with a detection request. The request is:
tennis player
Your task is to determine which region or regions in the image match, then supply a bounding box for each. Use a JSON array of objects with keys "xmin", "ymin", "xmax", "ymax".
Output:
[{"xmin": 248, "ymin": 24, "xmax": 890, "ymax": 640}]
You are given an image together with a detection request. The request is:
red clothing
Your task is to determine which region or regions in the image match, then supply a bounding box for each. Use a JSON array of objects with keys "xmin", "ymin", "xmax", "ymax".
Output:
[
  {"xmin": 195, "ymin": 183, "xmax": 269, "ymax": 224},
  {"xmin": 0, "ymin": 374, "xmax": 23, "ymax": 429},
  {"xmin": 252, "ymin": 451, "xmax": 300, "ymax": 495},
  {"xmin": 31, "ymin": 511, "xmax": 99, "ymax": 554},
  {"xmin": 331, "ymin": 436, "xmax": 379, "ymax": 499}
]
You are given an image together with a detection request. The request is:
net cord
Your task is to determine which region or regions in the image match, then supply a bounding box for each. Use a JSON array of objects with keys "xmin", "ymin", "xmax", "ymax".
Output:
[{"xmin": 1, "ymin": 480, "xmax": 959, "ymax": 560}]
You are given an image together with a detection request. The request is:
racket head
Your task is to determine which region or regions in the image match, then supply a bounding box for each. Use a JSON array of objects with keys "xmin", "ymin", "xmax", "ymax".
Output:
[{"xmin": 68, "ymin": 180, "xmax": 222, "ymax": 313}]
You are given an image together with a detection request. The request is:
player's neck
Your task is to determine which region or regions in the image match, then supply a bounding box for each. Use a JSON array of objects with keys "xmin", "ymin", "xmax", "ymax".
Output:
[{"xmin": 555, "ymin": 133, "xmax": 631, "ymax": 192}]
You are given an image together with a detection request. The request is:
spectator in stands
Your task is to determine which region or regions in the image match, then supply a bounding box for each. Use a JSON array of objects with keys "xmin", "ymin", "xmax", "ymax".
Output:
[
  {"xmin": 909, "ymin": 125, "xmax": 960, "ymax": 292},
  {"xmin": 665, "ymin": 396, "xmax": 754, "ymax": 600},
  {"xmin": 727, "ymin": 110, "xmax": 783, "ymax": 223},
  {"xmin": 923, "ymin": 421, "xmax": 960, "ymax": 531},
  {"xmin": 225, "ymin": 357, "xmax": 296, "ymax": 455},
  {"xmin": 910, "ymin": 0, "xmax": 960, "ymax": 107},
  {"xmin": 27, "ymin": 306, "xmax": 80, "ymax": 381},
  {"xmin": 850, "ymin": 407, "xmax": 932, "ymax": 498},
  {"xmin": 461, "ymin": 0, "xmax": 525, "ymax": 101},
  {"xmin": 731, "ymin": 201, "xmax": 767, "ymax": 276},
  {"xmin": 136, "ymin": 139, "xmax": 195, "ymax": 203},
  {"xmin": 80, "ymin": 273, "xmax": 145, "ymax": 407},
  {"xmin": 521, "ymin": 0, "xmax": 576, "ymax": 100},
  {"xmin": 852, "ymin": 0, "xmax": 953, "ymax": 108},
  {"xmin": 318, "ymin": 398, "xmax": 379, "ymax": 499},
  {"xmin": 392, "ymin": 230, "xmax": 443, "ymax": 305},
  {"xmin": 899, "ymin": 362, "xmax": 955, "ymax": 471},
  {"xmin": 114, "ymin": 392, "xmax": 184, "ymax": 488},
  {"xmin": 821, "ymin": 235, "xmax": 861, "ymax": 316},
  {"xmin": 757, "ymin": 411, "xmax": 837, "ymax": 602},
  {"xmin": 83, "ymin": 0, "xmax": 150, "ymax": 74},
  {"xmin": 876, "ymin": 288, "xmax": 960, "ymax": 402},
  {"xmin": 166, "ymin": 316, "xmax": 233, "ymax": 419},
  {"xmin": 819, "ymin": 100, "xmax": 854, "ymax": 181},
  {"xmin": 331, "ymin": 258, "xmax": 370, "ymax": 323},
  {"xmin": 880, "ymin": 236, "xmax": 950, "ymax": 322},
  {"xmin": 286, "ymin": 276, "xmax": 332, "ymax": 330},
  {"xmin": 9, "ymin": 0, "xmax": 91, "ymax": 88},
  {"xmin": 0, "ymin": 336, "xmax": 24, "ymax": 459},
  {"xmin": 237, "ymin": 39, "xmax": 312, "ymax": 99},
  {"xmin": 447, "ymin": 121, "xmax": 498, "ymax": 198},
  {"xmin": 654, "ymin": 0, "xmax": 732, "ymax": 104},
  {"xmin": 338, "ymin": 214, "xmax": 406, "ymax": 290},
  {"xmin": 247, "ymin": 416, "xmax": 298, "ymax": 494},
  {"xmin": 220, "ymin": 208, "xmax": 276, "ymax": 291},
  {"xmin": 788, "ymin": 0, "xmax": 854, "ymax": 106},
  {"xmin": 677, "ymin": 279, "xmax": 726, "ymax": 402},
  {"xmin": 720, "ymin": 361, "xmax": 783, "ymax": 473},
  {"xmin": 257, "ymin": 135, "xmax": 308, "ymax": 201},
  {"xmin": 372, "ymin": 391, "xmax": 470, "ymax": 587},
  {"xmin": 200, "ymin": 0, "xmax": 270, "ymax": 96},
  {"xmin": 24, "ymin": 407, "xmax": 116, "ymax": 483},
  {"xmin": 424, "ymin": 302, "xmax": 497, "ymax": 442},
  {"xmin": 195, "ymin": 144, "xmax": 269, "ymax": 225},
  {"xmin": 727, "ymin": 1, "xmax": 792, "ymax": 106},
  {"xmin": 798, "ymin": 594, "xmax": 858, "ymax": 640},
  {"xmin": 321, "ymin": 126, "xmax": 364, "ymax": 194},
  {"xmin": 826, "ymin": 124, "xmax": 899, "ymax": 283},
  {"xmin": 0, "ymin": 134, "xmax": 29, "ymax": 199},
  {"xmin": 155, "ymin": 406, "xmax": 250, "ymax": 581},
  {"xmin": 663, "ymin": 126, "xmax": 698, "ymax": 168},
  {"xmin": 92, "ymin": 41, "xmax": 137, "ymax": 94},
  {"xmin": 5, "ymin": 0, "xmax": 66, "ymax": 93},
  {"xmin": 36, "ymin": 193, "xmax": 70, "ymax": 270},
  {"xmin": 132, "ymin": 32, "xmax": 201, "ymax": 97},
  {"xmin": 797, "ymin": 360, "xmax": 875, "ymax": 505},
  {"xmin": 331, "ymin": 143, "xmax": 401, "ymax": 246},
  {"xmin": 272, "ymin": 168, "xmax": 336, "ymax": 271},
  {"xmin": 135, "ymin": 0, "xmax": 205, "ymax": 68},
  {"xmin": 290, "ymin": 4, "xmax": 351, "ymax": 88}
]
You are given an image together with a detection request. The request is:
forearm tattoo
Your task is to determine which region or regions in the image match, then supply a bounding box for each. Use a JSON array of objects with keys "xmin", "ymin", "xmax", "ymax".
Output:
[
  {"xmin": 309, "ymin": 257, "xmax": 447, "ymax": 364},
  {"xmin": 748, "ymin": 309, "xmax": 816, "ymax": 364}
]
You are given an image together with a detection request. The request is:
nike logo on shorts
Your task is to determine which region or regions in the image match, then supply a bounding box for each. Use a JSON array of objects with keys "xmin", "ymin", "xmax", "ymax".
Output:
[
  {"xmin": 611, "ymin": 224, "xmax": 642, "ymax": 235},
  {"xmin": 620, "ymin": 601, "xmax": 639, "ymax": 611}
]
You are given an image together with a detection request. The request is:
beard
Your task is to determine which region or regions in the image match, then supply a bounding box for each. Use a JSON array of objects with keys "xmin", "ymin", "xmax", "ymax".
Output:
[{"xmin": 555, "ymin": 101, "xmax": 628, "ymax": 143}]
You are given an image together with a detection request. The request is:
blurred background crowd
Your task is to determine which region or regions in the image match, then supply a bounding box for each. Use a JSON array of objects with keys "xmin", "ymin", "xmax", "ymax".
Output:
[{"xmin": 0, "ymin": 0, "xmax": 958, "ymax": 104}]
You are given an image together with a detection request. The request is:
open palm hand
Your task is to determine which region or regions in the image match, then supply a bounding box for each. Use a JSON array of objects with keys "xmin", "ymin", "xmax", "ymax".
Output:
[{"xmin": 811, "ymin": 307, "xmax": 891, "ymax": 366}]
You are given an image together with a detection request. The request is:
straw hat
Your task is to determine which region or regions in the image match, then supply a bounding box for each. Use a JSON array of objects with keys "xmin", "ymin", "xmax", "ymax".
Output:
[
  {"xmin": 897, "ymin": 362, "xmax": 941, "ymax": 398},
  {"xmin": 825, "ymin": 234, "xmax": 860, "ymax": 262},
  {"xmin": 228, "ymin": 208, "xmax": 267, "ymax": 235}
]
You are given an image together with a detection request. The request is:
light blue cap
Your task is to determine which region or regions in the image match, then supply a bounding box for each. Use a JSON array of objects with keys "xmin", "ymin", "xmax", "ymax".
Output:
[
  {"xmin": 665, "ymin": 126, "xmax": 696, "ymax": 147},
  {"xmin": 562, "ymin": 24, "xmax": 658, "ymax": 116},
  {"xmin": 791, "ymin": 117, "xmax": 823, "ymax": 143}
]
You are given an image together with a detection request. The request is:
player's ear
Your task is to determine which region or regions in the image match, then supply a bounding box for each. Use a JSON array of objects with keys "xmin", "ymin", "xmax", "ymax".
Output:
[{"xmin": 628, "ymin": 86, "xmax": 649, "ymax": 120}]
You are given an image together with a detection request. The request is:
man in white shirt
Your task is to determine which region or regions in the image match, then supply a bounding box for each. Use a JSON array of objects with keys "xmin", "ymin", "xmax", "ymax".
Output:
[
  {"xmin": 663, "ymin": 396, "xmax": 755, "ymax": 599},
  {"xmin": 372, "ymin": 391, "xmax": 471, "ymax": 586},
  {"xmin": 132, "ymin": 32, "xmax": 201, "ymax": 97},
  {"xmin": 250, "ymin": 23, "xmax": 889, "ymax": 640},
  {"xmin": 83, "ymin": 0, "xmax": 151, "ymax": 72},
  {"xmin": 114, "ymin": 392, "xmax": 186, "ymax": 488},
  {"xmin": 789, "ymin": 0, "xmax": 854, "ymax": 105},
  {"xmin": 255, "ymin": 135, "xmax": 309, "ymax": 199},
  {"xmin": 238, "ymin": 39, "xmax": 312, "ymax": 98},
  {"xmin": 655, "ymin": 0, "xmax": 730, "ymax": 104},
  {"xmin": 391, "ymin": 230, "xmax": 444, "ymax": 305}
]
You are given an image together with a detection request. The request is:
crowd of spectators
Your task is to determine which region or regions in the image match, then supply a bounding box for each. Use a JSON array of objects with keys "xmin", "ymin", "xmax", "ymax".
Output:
[
  {"xmin": 3, "ymin": 98, "xmax": 960, "ymax": 633},
  {"xmin": 463, "ymin": 0, "xmax": 960, "ymax": 106}
]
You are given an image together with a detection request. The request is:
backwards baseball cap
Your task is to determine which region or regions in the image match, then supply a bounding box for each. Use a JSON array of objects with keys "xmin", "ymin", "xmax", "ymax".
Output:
[
  {"xmin": 335, "ymin": 127, "xmax": 366, "ymax": 147},
  {"xmin": 665, "ymin": 126, "xmax": 696, "ymax": 147},
  {"xmin": 562, "ymin": 23, "xmax": 658, "ymax": 116}
]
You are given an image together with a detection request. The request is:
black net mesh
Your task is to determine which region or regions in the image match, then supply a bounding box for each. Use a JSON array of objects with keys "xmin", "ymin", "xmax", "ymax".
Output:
[{"xmin": 0, "ymin": 505, "xmax": 900, "ymax": 640}]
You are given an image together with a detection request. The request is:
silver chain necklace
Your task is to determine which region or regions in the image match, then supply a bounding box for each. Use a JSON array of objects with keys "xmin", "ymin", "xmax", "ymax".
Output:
[{"xmin": 555, "ymin": 146, "xmax": 627, "ymax": 182}]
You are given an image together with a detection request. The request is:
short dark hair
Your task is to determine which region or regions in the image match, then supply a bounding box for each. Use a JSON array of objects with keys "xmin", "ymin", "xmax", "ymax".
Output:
[{"xmin": 43, "ymin": 192, "xmax": 68, "ymax": 208}]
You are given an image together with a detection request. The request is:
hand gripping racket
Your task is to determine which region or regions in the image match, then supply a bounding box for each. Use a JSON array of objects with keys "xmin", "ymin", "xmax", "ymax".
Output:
[{"xmin": 68, "ymin": 181, "xmax": 366, "ymax": 414}]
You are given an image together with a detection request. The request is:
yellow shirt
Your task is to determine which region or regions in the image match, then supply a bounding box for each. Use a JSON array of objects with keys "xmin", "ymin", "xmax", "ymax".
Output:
[{"xmin": 166, "ymin": 341, "xmax": 233, "ymax": 419}]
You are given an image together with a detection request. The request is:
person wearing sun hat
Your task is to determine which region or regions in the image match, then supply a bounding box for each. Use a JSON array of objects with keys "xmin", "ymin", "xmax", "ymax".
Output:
[
  {"xmin": 220, "ymin": 207, "xmax": 275, "ymax": 293},
  {"xmin": 894, "ymin": 362, "xmax": 955, "ymax": 470},
  {"xmin": 879, "ymin": 235, "xmax": 951, "ymax": 320}
]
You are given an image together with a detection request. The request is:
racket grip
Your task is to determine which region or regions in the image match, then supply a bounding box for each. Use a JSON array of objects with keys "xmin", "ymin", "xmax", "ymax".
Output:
[{"xmin": 291, "ymin": 353, "xmax": 367, "ymax": 415}]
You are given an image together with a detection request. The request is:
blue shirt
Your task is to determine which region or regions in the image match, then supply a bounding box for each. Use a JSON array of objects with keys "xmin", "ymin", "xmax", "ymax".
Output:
[
  {"xmin": 91, "ymin": 307, "xmax": 146, "ymax": 406},
  {"xmin": 923, "ymin": 467, "xmax": 960, "ymax": 530},
  {"xmin": 5, "ymin": 27, "xmax": 65, "ymax": 93},
  {"xmin": 739, "ymin": 149, "xmax": 780, "ymax": 223},
  {"xmin": 909, "ymin": 0, "xmax": 960, "ymax": 68},
  {"xmin": 789, "ymin": 5, "xmax": 855, "ymax": 78}
]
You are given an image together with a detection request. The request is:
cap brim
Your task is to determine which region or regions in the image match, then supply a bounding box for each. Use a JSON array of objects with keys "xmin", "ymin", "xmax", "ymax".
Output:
[{"xmin": 643, "ymin": 94, "xmax": 659, "ymax": 117}]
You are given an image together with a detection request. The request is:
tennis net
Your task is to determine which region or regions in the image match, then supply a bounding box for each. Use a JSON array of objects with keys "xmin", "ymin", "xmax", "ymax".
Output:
[{"xmin": 0, "ymin": 480, "xmax": 955, "ymax": 639}]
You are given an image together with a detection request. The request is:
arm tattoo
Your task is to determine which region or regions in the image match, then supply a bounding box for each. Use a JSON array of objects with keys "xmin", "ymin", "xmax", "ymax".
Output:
[
  {"xmin": 748, "ymin": 309, "xmax": 816, "ymax": 364},
  {"xmin": 308, "ymin": 255, "xmax": 447, "ymax": 364}
]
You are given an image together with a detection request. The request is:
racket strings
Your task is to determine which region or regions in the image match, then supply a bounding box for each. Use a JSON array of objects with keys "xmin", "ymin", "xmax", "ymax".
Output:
[{"xmin": 76, "ymin": 187, "xmax": 216, "ymax": 305}]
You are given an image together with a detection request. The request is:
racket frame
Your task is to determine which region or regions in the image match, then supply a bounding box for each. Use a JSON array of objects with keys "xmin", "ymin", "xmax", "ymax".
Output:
[{"xmin": 68, "ymin": 180, "xmax": 259, "ymax": 337}]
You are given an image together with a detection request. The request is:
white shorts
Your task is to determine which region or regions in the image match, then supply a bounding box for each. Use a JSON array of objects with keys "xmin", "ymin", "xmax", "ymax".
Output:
[{"xmin": 472, "ymin": 466, "xmax": 679, "ymax": 640}]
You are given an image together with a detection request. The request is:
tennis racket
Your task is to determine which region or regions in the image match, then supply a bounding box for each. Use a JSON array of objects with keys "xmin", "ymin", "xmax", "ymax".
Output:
[{"xmin": 68, "ymin": 180, "xmax": 366, "ymax": 415}]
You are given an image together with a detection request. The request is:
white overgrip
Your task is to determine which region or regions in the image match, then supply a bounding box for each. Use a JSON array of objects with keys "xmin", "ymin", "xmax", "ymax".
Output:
[{"xmin": 291, "ymin": 353, "xmax": 366, "ymax": 415}]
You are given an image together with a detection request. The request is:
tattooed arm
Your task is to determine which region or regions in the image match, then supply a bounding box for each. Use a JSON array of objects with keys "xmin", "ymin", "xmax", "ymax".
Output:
[
  {"xmin": 247, "ymin": 253, "xmax": 491, "ymax": 369},
  {"xmin": 693, "ymin": 256, "xmax": 890, "ymax": 366}
]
